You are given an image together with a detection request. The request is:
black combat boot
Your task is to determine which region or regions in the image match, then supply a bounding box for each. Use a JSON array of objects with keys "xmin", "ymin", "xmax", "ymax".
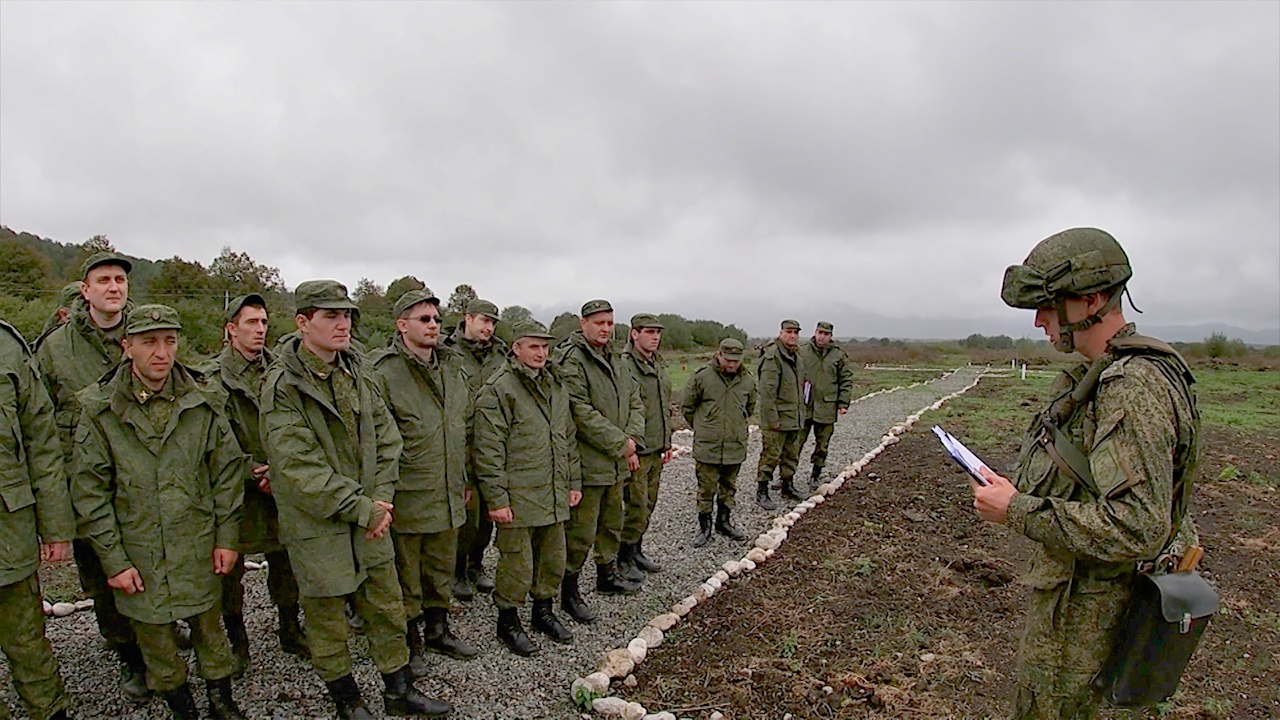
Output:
[
  {"xmin": 222, "ymin": 613, "xmax": 250, "ymax": 678},
  {"xmin": 595, "ymin": 560, "xmax": 642, "ymax": 596},
  {"xmin": 530, "ymin": 598, "xmax": 573, "ymax": 644},
  {"xmin": 48, "ymin": 711, "xmax": 72, "ymax": 720},
  {"xmin": 382, "ymin": 665, "xmax": 452, "ymax": 717},
  {"xmin": 114, "ymin": 642, "xmax": 151, "ymax": 702},
  {"xmin": 205, "ymin": 677, "xmax": 247, "ymax": 720},
  {"xmin": 422, "ymin": 606, "xmax": 478, "ymax": 660},
  {"xmin": 470, "ymin": 564, "xmax": 495, "ymax": 595},
  {"xmin": 616, "ymin": 543, "xmax": 645, "ymax": 583},
  {"xmin": 811, "ymin": 463, "xmax": 824, "ymax": 487},
  {"xmin": 560, "ymin": 572, "xmax": 596, "ymax": 623},
  {"xmin": 325, "ymin": 674, "xmax": 374, "ymax": 720},
  {"xmin": 496, "ymin": 608, "xmax": 539, "ymax": 656},
  {"xmin": 277, "ymin": 604, "xmax": 310, "ymax": 658},
  {"xmin": 160, "ymin": 683, "xmax": 200, "ymax": 720},
  {"xmin": 755, "ymin": 477, "xmax": 777, "ymax": 510},
  {"xmin": 631, "ymin": 538, "xmax": 662, "ymax": 573},
  {"xmin": 406, "ymin": 616, "xmax": 431, "ymax": 679},
  {"xmin": 781, "ymin": 475, "xmax": 805, "ymax": 501},
  {"xmin": 692, "ymin": 511, "xmax": 713, "ymax": 548},
  {"xmin": 715, "ymin": 503, "xmax": 746, "ymax": 540}
]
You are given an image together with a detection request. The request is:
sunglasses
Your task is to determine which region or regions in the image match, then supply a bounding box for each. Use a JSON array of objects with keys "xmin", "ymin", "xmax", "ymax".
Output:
[{"xmin": 412, "ymin": 314, "xmax": 442, "ymax": 324}]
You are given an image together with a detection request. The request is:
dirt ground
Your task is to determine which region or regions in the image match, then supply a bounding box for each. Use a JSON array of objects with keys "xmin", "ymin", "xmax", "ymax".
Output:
[{"xmin": 628, "ymin": 380, "xmax": 1280, "ymax": 720}]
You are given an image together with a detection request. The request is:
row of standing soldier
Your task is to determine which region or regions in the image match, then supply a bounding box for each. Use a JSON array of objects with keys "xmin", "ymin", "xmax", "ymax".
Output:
[{"xmin": 2, "ymin": 250, "xmax": 855, "ymax": 720}]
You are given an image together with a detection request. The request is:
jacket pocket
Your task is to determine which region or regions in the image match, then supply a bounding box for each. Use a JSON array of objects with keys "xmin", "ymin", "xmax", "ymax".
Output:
[{"xmin": 0, "ymin": 482, "xmax": 36, "ymax": 513}]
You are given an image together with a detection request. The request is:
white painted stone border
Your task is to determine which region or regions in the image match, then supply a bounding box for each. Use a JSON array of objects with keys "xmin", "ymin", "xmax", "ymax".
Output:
[
  {"xmin": 42, "ymin": 560, "xmax": 267, "ymax": 619},
  {"xmin": 573, "ymin": 369, "xmax": 987, "ymax": 718}
]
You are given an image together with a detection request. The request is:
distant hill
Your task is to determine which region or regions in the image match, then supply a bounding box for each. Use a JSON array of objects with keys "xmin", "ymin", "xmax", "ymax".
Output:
[{"xmin": 1, "ymin": 226, "xmax": 161, "ymax": 288}]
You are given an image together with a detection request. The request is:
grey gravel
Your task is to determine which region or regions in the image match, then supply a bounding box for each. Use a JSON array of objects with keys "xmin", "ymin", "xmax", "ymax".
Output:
[{"xmin": 0, "ymin": 368, "xmax": 982, "ymax": 720}]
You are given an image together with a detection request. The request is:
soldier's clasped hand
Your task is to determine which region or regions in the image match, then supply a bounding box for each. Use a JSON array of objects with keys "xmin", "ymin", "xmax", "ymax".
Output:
[{"xmin": 971, "ymin": 467, "xmax": 1018, "ymax": 524}]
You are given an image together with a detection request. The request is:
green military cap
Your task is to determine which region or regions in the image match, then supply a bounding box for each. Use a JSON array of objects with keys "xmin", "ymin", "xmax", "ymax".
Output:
[
  {"xmin": 718, "ymin": 338, "xmax": 745, "ymax": 359},
  {"xmin": 393, "ymin": 288, "xmax": 440, "ymax": 318},
  {"xmin": 126, "ymin": 304, "xmax": 182, "ymax": 335},
  {"xmin": 464, "ymin": 298, "xmax": 500, "ymax": 320},
  {"xmin": 816, "ymin": 321, "xmax": 834, "ymax": 333},
  {"xmin": 80, "ymin": 251, "xmax": 133, "ymax": 278},
  {"xmin": 511, "ymin": 319, "xmax": 554, "ymax": 341},
  {"xmin": 224, "ymin": 293, "xmax": 267, "ymax": 324},
  {"xmin": 580, "ymin": 299, "xmax": 613, "ymax": 318},
  {"xmin": 630, "ymin": 313, "xmax": 664, "ymax": 329},
  {"xmin": 780, "ymin": 319, "xmax": 801, "ymax": 330},
  {"xmin": 294, "ymin": 279, "xmax": 359, "ymax": 313},
  {"xmin": 57, "ymin": 282, "xmax": 83, "ymax": 307}
]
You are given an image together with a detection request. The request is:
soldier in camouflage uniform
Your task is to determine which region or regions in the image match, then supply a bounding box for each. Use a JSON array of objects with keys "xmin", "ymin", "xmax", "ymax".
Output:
[
  {"xmin": 34, "ymin": 252, "xmax": 150, "ymax": 699},
  {"xmin": 973, "ymin": 228, "xmax": 1200, "ymax": 720},
  {"xmin": 1, "ymin": 321, "xmax": 75, "ymax": 720},
  {"xmin": 260, "ymin": 281, "xmax": 449, "ymax": 719},
  {"xmin": 756, "ymin": 319, "xmax": 807, "ymax": 508},
  {"xmin": 70, "ymin": 305, "xmax": 247, "ymax": 719},
  {"xmin": 617, "ymin": 314, "xmax": 673, "ymax": 579},
  {"xmin": 33, "ymin": 283, "xmax": 85, "ymax": 348},
  {"xmin": 442, "ymin": 298, "xmax": 507, "ymax": 600},
  {"xmin": 682, "ymin": 338, "xmax": 757, "ymax": 547},
  {"xmin": 798, "ymin": 321, "xmax": 853, "ymax": 490},
  {"xmin": 472, "ymin": 321, "xmax": 582, "ymax": 655},
  {"xmin": 198, "ymin": 294, "xmax": 307, "ymax": 673},
  {"xmin": 553, "ymin": 299, "xmax": 645, "ymax": 622},
  {"xmin": 371, "ymin": 290, "xmax": 477, "ymax": 674}
]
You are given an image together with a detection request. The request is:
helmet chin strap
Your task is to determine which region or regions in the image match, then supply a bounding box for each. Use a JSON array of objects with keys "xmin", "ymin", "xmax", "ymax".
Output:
[{"xmin": 1052, "ymin": 289, "xmax": 1125, "ymax": 354}]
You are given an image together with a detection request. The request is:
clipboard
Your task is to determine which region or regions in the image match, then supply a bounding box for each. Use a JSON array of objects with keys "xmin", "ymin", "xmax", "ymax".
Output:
[{"xmin": 931, "ymin": 425, "xmax": 992, "ymax": 486}]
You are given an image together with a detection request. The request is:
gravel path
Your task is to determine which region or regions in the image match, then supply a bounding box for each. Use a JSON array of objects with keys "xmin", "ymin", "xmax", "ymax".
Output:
[{"xmin": 2, "ymin": 368, "xmax": 983, "ymax": 720}]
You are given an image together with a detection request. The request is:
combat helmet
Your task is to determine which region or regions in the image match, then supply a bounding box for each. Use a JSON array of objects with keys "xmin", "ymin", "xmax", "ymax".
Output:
[{"xmin": 1001, "ymin": 227, "xmax": 1134, "ymax": 353}]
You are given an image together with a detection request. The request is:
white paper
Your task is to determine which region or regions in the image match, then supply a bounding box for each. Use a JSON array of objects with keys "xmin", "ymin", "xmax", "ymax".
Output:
[{"xmin": 932, "ymin": 425, "xmax": 991, "ymax": 485}]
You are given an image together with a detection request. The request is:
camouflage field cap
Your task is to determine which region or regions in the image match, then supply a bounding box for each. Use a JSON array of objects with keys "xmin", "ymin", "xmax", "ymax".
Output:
[
  {"xmin": 393, "ymin": 288, "xmax": 440, "ymax": 318},
  {"xmin": 630, "ymin": 313, "xmax": 664, "ymax": 329},
  {"xmin": 1001, "ymin": 227, "xmax": 1133, "ymax": 309},
  {"xmin": 80, "ymin": 251, "xmax": 133, "ymax": 278},
  {"xmin": 718, "ymin": 338, "xmax": 745, "ymax": 359},
  {"xmin": 224, "ymin": 293, "xmax": 267, "ymax": 324},
  {"xmin": 126, "ymin": 304, "xmax": 182, "ymax": 335},
  {"xmin": 511, "ymin": 319, "xmax": 554, "ymax": 341},
  {"xmin": 581, "ymin": 299, "xmax": 613, "ymax": 318},
  {"xmin": 58, "ymin": 282, "xmax": 83, "ymax": 307},
  {"xmin": 780, "ymin": 319, "xmax": 801, "ymax": 331},
  {"xmin": 294, "ymin": 280, "xmax": 359, "ymax": 313},
  {"xmin": 464, "ymin": 298, "xmax": 500, "ymax": 320},
  {"xmin": 816, "ymin": 321, "xmax": 834, "ymax": 333}
]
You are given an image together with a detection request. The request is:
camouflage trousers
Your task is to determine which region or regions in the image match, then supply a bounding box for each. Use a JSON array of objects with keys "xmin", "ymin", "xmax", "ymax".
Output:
[
  {"xmin": 621, "ymin": 453, "xmax": 664, "ymax": 545},
  {"xmin": 73, "ymin": 537, "xmax": 136, "ymax": 650},
  {"xmin": 221, "ymin": 548, "xmax": 299, "ymax": 617},
  {"xmin": 1010, "ymin": 578, "xmax": 1132, "ymax": 720},
  {"xmin": 565, "ymin": 481, "xmax": 623, "ymax": 572},
  {"xmin": 759, "ymin": 428, "xmax": 803, "ymax": 480},
  {"xmin": 0, "ymin": 574, "xmax": 68, "ymax": 720},
  {"xmin": 695, "ymin": 462, "xmax": 742, "ymax": 513},
  {"xmin": 299, "ymin": 561, "xmax": 408, "ymax": 682},
  {"xmin": 393, "ymin": 528, "xmax": 458, "ymax": 616},
  {"xmin": 493, "ymin": 522, "xmax": 566, "ymax": 610},
  {"xmin": 134, "ymin": 606, "xmax": 235, "ymax": 692},
  {"xmin": 802, "ymin": 420, "xmax": 836, "ymax": 469},
  {"xmin": 456, "ymin": 483, "xmax": 494, "ymax": 579}
]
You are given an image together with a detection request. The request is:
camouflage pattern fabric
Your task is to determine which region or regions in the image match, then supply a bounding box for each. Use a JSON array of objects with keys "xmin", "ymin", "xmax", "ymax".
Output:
[
  {"xmin": 133, "ymin": 607, "xmax": 236, "ymax": 692},
  {"xmin": 0, "ymin": 575, "xmax": 68, "ymax": 720},
  {"xmin": 493, "ymin": 522, "xmax": 567, "ymax": 610},
  {"xmin": 695, "ymin": 462, "xmax": 742, "ymax": 513}
]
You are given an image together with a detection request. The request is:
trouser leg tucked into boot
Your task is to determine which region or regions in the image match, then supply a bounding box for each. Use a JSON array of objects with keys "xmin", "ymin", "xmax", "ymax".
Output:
[
  {"xmin": 222, "ymin": 613, "xmax": 250, "ymax": 678},
  {"xmin": 560, "ymin": 572, "xmax": 596, "ymax": 624},
  {"xmin": 616, "ymin": 543, "xmax": 645, "ymax": 583},
  {"xmin": 114, "ymin": 642, "xmax": 151, "ymax": 702},
  {"xmin": 325, "ymin": 674, "xmax": 374, "ymax": 720},
  {"xmin": 631, "ymin": 538, "xmax": 662, "ymax": 573},
  {"xmin": 422, "ymin": 607, "xmax": 478, "ymax": 660},
  {"xmin": 595, "ymin": 560, "xmax": 641, "ymax": 596},
  {"xmin": 811, "ymin": 463, "xmax": 824, "ymax": 487},
  {"xmin": 530, "ymin": 598, "xmax": 573, "ymax": 644},
  {"xmin": 382, "ymin": 664, "xmax": 452, "ymax": 717},
  {"xmin": 160, "ymin": 683, "xmax": 199, "ymax": 720},
  {"xmin": 496, "ymin": 608, "xmax": 539, "ymax": 657},
  {"xmin": 715, "ymin": 503, "xmax": 746, "ymax": 540},
  {"xmin": 755, "ymin": 472, "xmax": 777, "ymax": 510},
  {"xmin": 692, "ymin": 512, "xmax": 713, "ymax": 548},
  {"xmin": 406, "ymin": 616, "xmax": 431, "ymax": 679},
  {"xmin": 781, "ymin": 475, "xmax": 805, "ymax": 501},
  {"xmin": 205, "ymin": 676, "xmax": 247, "ymax": 720}
]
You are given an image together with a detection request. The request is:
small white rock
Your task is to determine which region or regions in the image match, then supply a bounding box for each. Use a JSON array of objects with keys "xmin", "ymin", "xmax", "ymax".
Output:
[
  {"xmin": 623, "ymin": 701, "xmax": 646, "ymax": 720},
  {"xmin": 649, "ymin": 613, "xmax": 678, "ymax": 631},
  {"xmin": 584, "ymin": 671, "xmax": 611, "ymax": 693},
  {"xmin": 601, "ymin": 649, "xmax": 636, "ymax": 679},
  {"xmin": 754, "ymin": 534, "xmax": 779, "ymax": 551},
  {"xmin": 746, "ymin": 548, "xmax": 768, "ymax": 563},
  {"xmin": 623, "ymin": 674, "xmax": 638, "ymax": 688},
  {"xmin": 243, "ymin": 560, "xmax": 262, "ymax": 571},
  {"xmin": 713, "ymin": 570, "xmax": 729, "ymax": 583},
  {"xmin": 593, "ymin": 696, "xmax": 628, "ymax": 716},
  {"xmin": 644, "ymin": 713, "xmax": 676, "ymax": 720},
  {"xmin": 699, "ymin": 582, "xmax": 716, "ymax": 598},
  {"xmin": 710, "ymin": 712, "xmax": 725, "ymax": 720},
  {"xmin": 639, "ymin": 625, "xmax": 663, "ymax": 648},
  {"xmin": 627, "ymin": 638, "xmax": 648, "ymax": 664},
  {"xmin": 51, "ymin": 602, "xmax": 75, "ymax": 617},
  {"xmin": 74, "ymin": 598, "xmax": 94, "ymax": 611},
  {"xmin": 740, "ymin": 558, "xmax": 757, "ymax": 572},
  {"xmin": 42, "ymin": 600, "xmax": 53, "ymax": 616},
  {"xmin": 722, "ymin": 560, "xmax": 742, "ymax": 577},
  {"xmin": 809, "ymin": 495, "xmax": 825, "ymax": 504}
]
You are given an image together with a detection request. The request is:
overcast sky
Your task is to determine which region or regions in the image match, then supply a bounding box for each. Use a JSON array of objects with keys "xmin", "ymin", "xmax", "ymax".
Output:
[{"xmin": 3, "ymin": 2, "xmax": 1277, "ymax": 339}]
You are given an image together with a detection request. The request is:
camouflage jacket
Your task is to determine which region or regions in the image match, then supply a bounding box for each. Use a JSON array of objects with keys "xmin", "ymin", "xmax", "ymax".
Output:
[
  {"xmin": 261, "ymin": 336, "xmax": 402, "ymax": 597},
  {"xmin": 682, "ymin": 361, "xmax": 758, "ymax": 465},
  {"xmin": 552, "ymin": 332, "xmax": 644, "ymax": 486},
  {"xmin": 35, "ymin": 309, "xmax": 126, "ymax": 459},
  {"xmin": 1, "ymin": 322, "xmax": 75, "ymax": 586},
  {"xmin": 799, "ymin": 339, "xmax": 854, "ymax": 424},
  {"xmin": 1006, "ymin": 325, "xmax": 1200, "ymax": 590},
  {"xmin": 71, "ymin": 363, "xmax": 244, "ymax": 624},
  {"xmin": 442, "ymin": 331, "xmax": 509, "ymax": 396},
  {"xmin": 757, "ymin": 341, "xmax": 807, "ymax": 431},
  {"xmin": 621, "ymin": 345, "xmax": 673, "ymax": 456},
  {"xmin": 369, "ymin": 340, "xmax": 468, "ymax": 535}
]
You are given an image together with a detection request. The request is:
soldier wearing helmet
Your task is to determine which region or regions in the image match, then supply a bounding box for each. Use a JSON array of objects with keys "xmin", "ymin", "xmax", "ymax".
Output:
[{"xmin": 972, "ymin": 228, "xmax": 1201, "ymax": 718}]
